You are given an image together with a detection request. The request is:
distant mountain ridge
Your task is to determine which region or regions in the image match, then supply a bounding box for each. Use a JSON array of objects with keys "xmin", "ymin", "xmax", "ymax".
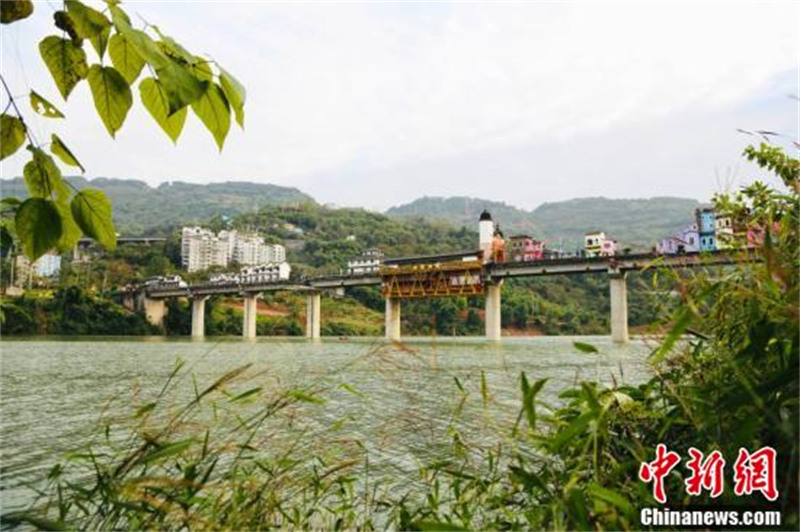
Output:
[
  {"xmin": 386, "ymin": 195, "xmax": 702, "ymax": 248},
  {"xmin": 385, "ymin": 196, "xmax": 539, "ymax": 235},
  {"xmin": 1, "ymin": 176, "xmax": 701, "ymax": 246},
  {"xmin": 0, "ymin": 177, "xmax": 315, "ymax": 235}
]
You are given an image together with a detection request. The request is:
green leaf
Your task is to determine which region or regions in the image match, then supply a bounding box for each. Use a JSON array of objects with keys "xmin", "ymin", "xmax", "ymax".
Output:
[
  {"xmin": 288, "ymin": 390, "xmax": 326, "ymax": 405},
  {"xmin": 65, "ymin": 0, "xmax": 110, "ymax": 57},
  {"xmin": 587, "ymin": 483, "xmax": 633, "ymax": 514},
  {"xmin": 15, "ymin": 198, "xmax": 62, "ymax": 261},
  {"xmin": 339, "ymin": 382, "xmax": 365, "ymax": 397},
  {"xmin": 70, "ymin": 188, "xmax": 116, "ymax": 250},
  {"xmin": 138, "ymin": 439, "xmax": 193, "ymax": 465},
  {"xmin": 573, "ymin": 341, "xmax": 599, "ymax": 354},
  {"xmin": 0, "ymin": 114, "xmax": 26, "ymax": 160},
  {"xmin": 110, "ymin": 7, "xmax": 167, "ymax": 68},
  {"xmin": 30, "ymin": 91, "xmax": 65, "ymax": 118},
  {"xmin": 23, "ymin": 147, "xmax": 69, "ymax": 201},
  {"xmin": 1, "ymin": 0, "xmax": 33, "ymax": 24},
  {"xmin": 0, "ymin": 197, "xmax": 22, "ymax": 209},
  {"xmin": 53, "ymin": 11, "xmax": 80, "ymax": 43},
  {"xmin": 108, "ymin": 33, "xmax": 145, "ymax": 84},
  {"xmin": 50, "ymin": 134, "xmax": 85, "ymax": 172},
  {"xmin": 87, "ymin": 65, "xmax": 132, "ymax": 137},
  {"xmin": 151, "ymin": 25, "xmax": 195, "ymax": 63},
  {"xmin": 134, "ymin": 402, "xmax": 156, "ymax": 418},
  {"xmin": 139, "ymin": 77, "xmax": 187, "ymax": 143},
  {"xmin": 219, "ymin": 67, "xmax": 245, "ymax": 128},
  {"xmin": 230, "ymin": 387, "xmax": 262, "ymax": 402},
  {"xmin": 520, "ymin": 373, "xmax": 547, "ymax": 431},
  {"xmin": 109, "ymin": 9, "xmax": 208, "ymax": 114},
  {"xmin": 566, "ymin": 488, "xmax": 590, "ymax": 530},
  {"xmin": 157, "ymin": 60, "xmax": 209, "ymax": 115},
  {"xmin": 0, "ymin": 226, "xmax": 13, "ymax": 255},
  {"xmin": 651, "ymin": 307, "xmax": 693, "ymax": 363},
  {"xmin": 550, "ymin": 411, "xmax": 595, "ymax": 452},
  {"xmin": 39, "ymin": 36, "xmax": 88, "ymax": 100},
  {"xmin": 54, "ymin": 200, "xmax": 82, "ymax": 252},
  {"xmin": 188, "ymin": 60, "xmax": 214, "ymax": 82},
  {"xmin": 191, "ymin": 83, "xmax": 231, "ymax": 150}
]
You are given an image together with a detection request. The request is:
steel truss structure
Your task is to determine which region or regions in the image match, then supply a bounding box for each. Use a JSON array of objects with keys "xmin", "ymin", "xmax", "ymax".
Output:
[{"xmin": 380, "ymin": 260, "xmax": 485, "ymax": 299}]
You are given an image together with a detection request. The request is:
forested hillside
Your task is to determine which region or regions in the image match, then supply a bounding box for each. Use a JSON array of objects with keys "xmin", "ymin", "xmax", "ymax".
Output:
[
  {"xmin": 387, "ymin": 195, "xmax": 701, "ymax": 248},
  {"xmin": 232, "ymin": 203, "xmax": 477, "ymax": 273},
  {"xmin": 0, "ymin": 177, "xmax": 314, "ymax": 235}
]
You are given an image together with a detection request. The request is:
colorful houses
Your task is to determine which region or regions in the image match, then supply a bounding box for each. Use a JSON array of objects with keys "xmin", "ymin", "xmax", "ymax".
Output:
[
  {"xmin": 508, "ymin": 235, "xmax": 545, "ymax": 262},
  {"xmin": 657, "ymin": 223, "xmax": 699, "ymax": 254},
  {"xmin": 584, "ymin": 232, "xmax": 617, "ymax": 257},
  {"xmin": 656, "ymin": 205, "xmax": 752, "ymax": 254}
]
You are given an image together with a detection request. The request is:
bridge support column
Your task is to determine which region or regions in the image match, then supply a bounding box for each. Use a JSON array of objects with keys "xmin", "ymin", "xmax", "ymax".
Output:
[
  {"xmin": 485, "ymin": 280, "xmax": 503, "ymax": 341},
  {"xmin": 243, "ymin": 295, "xmax": 259, "ymax": 339},
  {"xmin": 385, "ymin": 298, "xmax": 401, "ymax": 341},
  {"xmin": 306, "ymin": 292, "xmax": 321, "ymax": 339},
  {"xmin": 143, "ymin": 297, "xmax": 166, "ymax": 329},
  {"xmin": 609, "ymin": 271, "xmax": 629, "ymax": 343},
  {"xmin": 121, "ymin": 292, "xmax": 137, "ymax": 312},
  {"xmin": 191, "ymin": 297, "xmax": 208, "ymax": 338}
]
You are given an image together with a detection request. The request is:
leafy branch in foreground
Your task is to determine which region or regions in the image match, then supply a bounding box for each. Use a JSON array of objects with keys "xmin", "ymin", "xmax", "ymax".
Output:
[{"xmin": 1, "ymin": 0, "xmax": 246, "ymax": 261}]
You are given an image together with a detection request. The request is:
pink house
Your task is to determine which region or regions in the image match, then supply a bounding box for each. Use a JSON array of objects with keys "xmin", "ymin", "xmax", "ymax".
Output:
[
  {"xmin": 509, "ymin": 235, "xmax": 545, "ymax": 262},
  {"xmin": 599, "ymin": 239, "xmax": 617, "ymax": 257}
]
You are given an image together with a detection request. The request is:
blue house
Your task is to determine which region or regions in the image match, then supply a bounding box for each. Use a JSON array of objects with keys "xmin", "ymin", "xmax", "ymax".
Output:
[{"xmin": 696, "ymin": 207, "xmax": 716, "ymax": 251}]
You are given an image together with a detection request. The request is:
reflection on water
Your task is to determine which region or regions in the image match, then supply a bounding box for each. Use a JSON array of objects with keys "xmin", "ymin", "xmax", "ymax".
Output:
[{"xmin": 0, "ymin": 336, "xmax": 654, "ymax": 512}]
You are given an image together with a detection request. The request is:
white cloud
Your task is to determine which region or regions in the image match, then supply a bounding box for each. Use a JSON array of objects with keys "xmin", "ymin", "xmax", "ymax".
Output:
[{"xmin": 1, "ymin": 1, "xmax": 797, "ymax": 209}]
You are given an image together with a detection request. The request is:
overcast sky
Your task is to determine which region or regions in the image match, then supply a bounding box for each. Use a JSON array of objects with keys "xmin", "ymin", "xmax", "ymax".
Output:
[{"xmin": 1, "ymin": 1, "xmax": 797, "ymax": 211}]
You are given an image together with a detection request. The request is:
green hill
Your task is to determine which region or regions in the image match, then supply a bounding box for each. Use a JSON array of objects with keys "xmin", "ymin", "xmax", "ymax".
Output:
[
  {"xmin": 232, "ymin": 203, "xmax": 476, "ymax": 273},
  {"xmin": 0, "ymin": 177, "xmax": 314, "ymax": 235},
  {"xmin": 386, "ymin": 195, "xmax": 701, "ymax": 249},
  {"xmin": 532, "ymin": 197, "xmax": 701, "ymax": 249}
]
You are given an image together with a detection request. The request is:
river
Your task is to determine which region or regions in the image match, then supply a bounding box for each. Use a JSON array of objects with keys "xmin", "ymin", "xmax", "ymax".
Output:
[{"xmin": 0, "ymin": 336, "xmax": 655, "ymax": 513}]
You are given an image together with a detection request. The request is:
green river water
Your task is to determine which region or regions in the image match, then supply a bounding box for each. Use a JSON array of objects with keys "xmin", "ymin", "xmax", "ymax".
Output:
[{"xmin": 0, "ymin": 336, "xmax": 654, "ymax": 513}]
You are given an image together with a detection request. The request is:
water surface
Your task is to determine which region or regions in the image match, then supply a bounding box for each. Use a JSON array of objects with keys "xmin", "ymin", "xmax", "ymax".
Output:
[{"xmin": 0, "ymin": 336, "xmax": 654, "ymax": 512}]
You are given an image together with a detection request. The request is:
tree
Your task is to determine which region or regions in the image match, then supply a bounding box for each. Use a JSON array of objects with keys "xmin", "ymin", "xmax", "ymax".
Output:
[{"xmin": 0, "ymin": 0, "xmax": 246, "ymax": 263}]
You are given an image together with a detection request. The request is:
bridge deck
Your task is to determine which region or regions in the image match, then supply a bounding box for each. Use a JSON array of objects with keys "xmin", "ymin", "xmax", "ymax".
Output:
[{"xmin": 144, "ymin": 250, "xmax": 753, "ymax": 298}]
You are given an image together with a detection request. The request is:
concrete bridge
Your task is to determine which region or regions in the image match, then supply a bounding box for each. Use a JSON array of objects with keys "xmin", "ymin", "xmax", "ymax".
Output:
[{"xmin": 130, "ymin": 250, "xmax": 752, "ymax": 343}]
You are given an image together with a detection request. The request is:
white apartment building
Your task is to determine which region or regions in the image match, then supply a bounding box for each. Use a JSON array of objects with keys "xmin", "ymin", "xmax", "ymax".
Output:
[
  {"xmin": 181, "ymin": 227, "xmax": 287, "ymax": 272},
  {"xmin": 266, "ymin": 244, "xmax": 286, "ymax": 264},
  {"xmin": 182, "ymin": 227, "xmax": 229, "ymax": 272}
]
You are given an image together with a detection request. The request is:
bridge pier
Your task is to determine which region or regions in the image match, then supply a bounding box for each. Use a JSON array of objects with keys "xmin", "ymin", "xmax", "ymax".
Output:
[
  {"xmin": 121, "ymin": 292, "xmax": 138, "ymax": 312},
  {"xmin": 306, "ymin": 292, "xmax": 321, "ymax": 339},
  {"xmin": 243, "ymin": 294, "xmax": 259, "ymax": 339},
  {"xmin": 485, "ymin": 280, "xmax": 503, "ymax": 341},
  {"xmin": 143, "ymin": 297, "xmax": 166, "ymax": 329},
  {"xmin": 385, "ymin": 298, "xmax": 401, "ymax": 341},
  {"xmin": 191, "ymin": 297, "xmax": 208, "ymax": 338},
  {"xmin": 609, "ymin": 271, "xmax": 629, "ymax": 343}
]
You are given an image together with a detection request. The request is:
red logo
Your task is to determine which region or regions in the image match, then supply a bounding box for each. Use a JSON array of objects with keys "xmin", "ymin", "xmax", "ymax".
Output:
[
  {"xmin": 639, "ymin": 444, "xmax": 682, "ymax": 503},
  {"xmin": 733, "ymin": 446, "xmax": 778, "ymax": 501},
  {"xmin": 639, "ymin": 445, "xmax": 780, "ymax": 503},
  {"xmin": 685, "ymin": 447, "xmax": 726, "ymax": 498}
]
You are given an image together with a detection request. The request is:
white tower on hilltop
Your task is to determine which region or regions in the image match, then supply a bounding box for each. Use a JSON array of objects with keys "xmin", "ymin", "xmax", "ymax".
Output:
[{"xmin": 479, "ymin": 210, "xmax": 494, "ymax": 262}]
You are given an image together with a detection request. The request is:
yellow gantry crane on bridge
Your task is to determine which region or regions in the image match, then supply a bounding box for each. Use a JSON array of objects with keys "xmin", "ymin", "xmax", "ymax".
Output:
[{"xmin": 379, "ymin": 257, "xmax": 485, "ymax": 299}]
